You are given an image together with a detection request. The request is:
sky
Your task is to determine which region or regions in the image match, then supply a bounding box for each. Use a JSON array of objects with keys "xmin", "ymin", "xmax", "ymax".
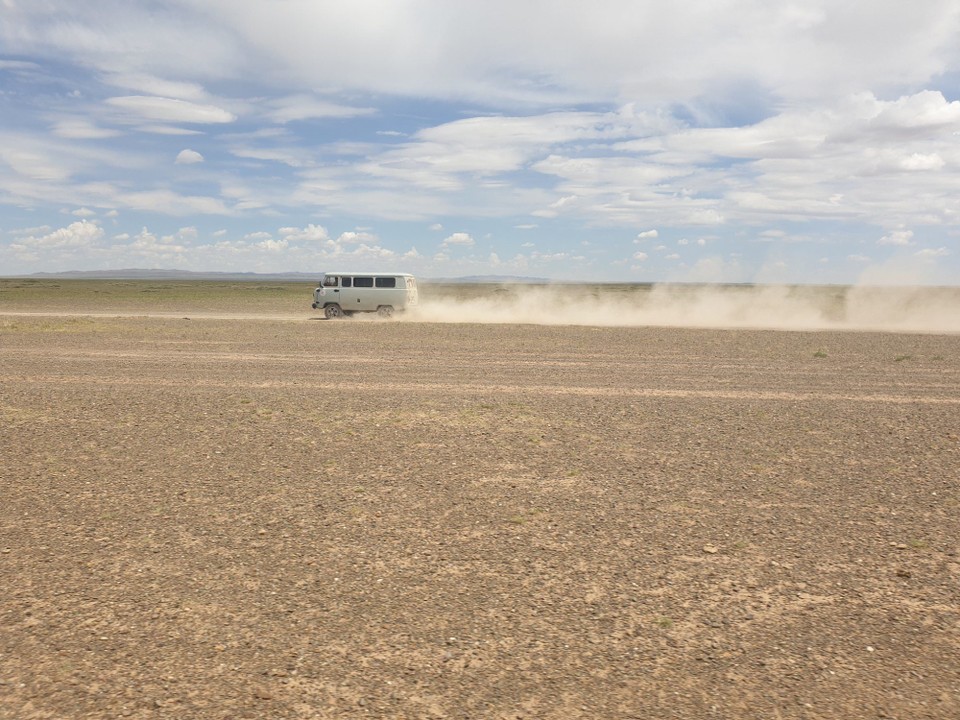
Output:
[{"xmin": 1, "ymin": 1, "xmax": 960, "ymax": 284}]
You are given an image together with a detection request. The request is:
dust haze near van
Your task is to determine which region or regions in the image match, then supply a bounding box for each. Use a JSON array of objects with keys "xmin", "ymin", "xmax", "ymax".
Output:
[{"xmin": 409, "ymin": 283, "xmax": 960, "ymax": 333}]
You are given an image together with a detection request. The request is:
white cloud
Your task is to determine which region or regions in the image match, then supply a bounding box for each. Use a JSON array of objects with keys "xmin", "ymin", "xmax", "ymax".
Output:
[
  {"xmin": 257, "ymin": 237, "xmax": 288, "ymax": 251},
  {"xmin": 266, "ymin": 95, "xmax": 376, "ymax": 123},
  {"xmin": 52, "ymin": 119, "xmax": 120, "ymax": 139},
  {"xmin": 10, "ymin": 224, "xmax": 52, "ymax": 236},
  {"xmin": 442, "ymin": 232, "xmax": 475, "ymax": 247},
  {"xmin": 337, "ymin": 231, "xmax": 378, "ymax": 245},
  {"xmin": 636, "ymin": 229, "xmax": 659, "ymax": 240},
  {"xmin": 0, "ymin": 60, "xmax": 41, "ymax": 71},
  {"xmin": 899, "ymin": 153, "xmax": 945, "ymax": 171},
  {"xmin": 124, "ymin": 227, "xmax": 189, "ymax": 255},
  {"xmin": 138, "ymin": 125, "xmax": 203, "ymax": 136},
  {"xmin": 878, "ymin": 229, "xmax": 914, "ymax": 246},
  {"xmin": 914, "ymin": 247, "xmax": 950, "ymax": 258},
  {"xmin": 106, "ymin": 96, "xmax": 236, "ymax": 124},
  {"xmin": 278, "ymin": 224, "xmax": 332, "ymax": 243},
  {"xmin": 229, "ymin": 146, "xmax": 305, "ymax": 167},
  {"xmin": 102, "ymin": 73, "xmax": 209, "ymax": 101},
  {"xmin": 1, "ymin": 146, "xmax": 72, "ymax": 181},
  {"xmin": 343, "ymin": 243, "xmax": 395, "ymax": 259},
  {"xmin": 632, "ymin": 251, "xmax": 648, "ymax": 261},
  {"xmin": 174, "ymin": 227, "xmax": 198, "ymax": 242},
  {"xmin": 13, "ymin": 220, "xmax": 104, "ymax": 249},
  {"xmin": 175, "ymin": 149, "xmax": 204, "ymax": 165},
  {"xmin": 118, "ymin": 190, "xmax": 230, "ymax": 215}
]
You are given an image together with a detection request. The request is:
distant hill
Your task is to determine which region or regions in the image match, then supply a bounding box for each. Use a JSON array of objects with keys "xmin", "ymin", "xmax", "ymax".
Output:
[
  {"xmin": 16, "ymin": 269, "xmax": 552, "ymax": 283},
  {"xmin": 428, "ymin": 275, "xmax": 551, "ymax": 284},
  {"xmin": 22, "ymin": 269, "xmax": 321, "ymax": 281}
]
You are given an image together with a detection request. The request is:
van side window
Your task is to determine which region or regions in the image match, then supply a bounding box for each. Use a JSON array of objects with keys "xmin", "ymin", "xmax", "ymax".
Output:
[
  {"xmin": 341, "ymin": 277, "xmax": 352, "ymax": 288},
  {"xmin": 354, "ymin": 276, "xmax": 374, "ymax": 288},
  {"xmin": 375, "ymin": 277, "xmax": 397, "ymax": 288}
]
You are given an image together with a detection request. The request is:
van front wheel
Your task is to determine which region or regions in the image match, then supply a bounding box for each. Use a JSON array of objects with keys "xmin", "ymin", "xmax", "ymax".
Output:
[
  {"xmin": 324, "ymin": 304, "xmax": 344, "ymax": 319},
  {"xmin": 377, "ymin": 305, "xmax": 394, "ymax": 318}
]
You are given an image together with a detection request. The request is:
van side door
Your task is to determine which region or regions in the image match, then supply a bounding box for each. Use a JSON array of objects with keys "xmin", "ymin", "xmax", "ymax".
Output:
[
  {"xmin": 348, "ymin": 276, "xmax": 374, "ymax": 311},
  {"xmin": 331, "ymin": 275, "xmax": 355, "ymax": 310}
]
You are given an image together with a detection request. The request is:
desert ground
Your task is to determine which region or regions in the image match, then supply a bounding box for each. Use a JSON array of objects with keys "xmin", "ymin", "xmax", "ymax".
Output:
[{"xmin": 1, "ymin": 280, "xmax": 959, "ymax": 719}]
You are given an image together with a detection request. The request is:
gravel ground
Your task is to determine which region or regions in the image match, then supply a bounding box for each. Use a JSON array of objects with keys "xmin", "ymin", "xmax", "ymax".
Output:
[{"xmin": 1, "ymin": 314, "xmax": 958, "ymax": 719}]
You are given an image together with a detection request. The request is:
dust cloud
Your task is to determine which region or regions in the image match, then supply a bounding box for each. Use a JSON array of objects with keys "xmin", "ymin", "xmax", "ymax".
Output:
[{"xmin": 404, "ymin": 283, "xmax": 960, "ymax": 333}]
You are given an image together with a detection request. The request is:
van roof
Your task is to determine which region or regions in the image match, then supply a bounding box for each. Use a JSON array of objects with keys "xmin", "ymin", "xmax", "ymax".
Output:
[{"xmin": 320, "ymin": 271, "xmax": 415, "ymax": 277}]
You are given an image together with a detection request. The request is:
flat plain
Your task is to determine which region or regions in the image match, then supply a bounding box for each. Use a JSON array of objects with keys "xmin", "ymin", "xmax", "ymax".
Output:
[{"xmin": 1, "ymin": 280, "xmax": 959, "ymax": 719}]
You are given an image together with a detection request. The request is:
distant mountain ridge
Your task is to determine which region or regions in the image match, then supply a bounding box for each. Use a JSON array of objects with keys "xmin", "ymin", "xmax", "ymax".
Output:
[
  {"xmin": 16, "ymin": 269, "xmax": 552, "ymax": 283},
  {"xmin": 425, "ymin": 275, "xmax": 551, "ymax": 284},
  {"xmin": 22, "ymin": 269, "xmax": 321, "ymax": 281}
]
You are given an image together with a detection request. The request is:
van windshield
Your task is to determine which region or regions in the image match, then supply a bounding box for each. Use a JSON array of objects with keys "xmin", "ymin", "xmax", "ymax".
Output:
[{"xmin": 322, "ymin": 276, "xmax": 338, "ymax": 287}]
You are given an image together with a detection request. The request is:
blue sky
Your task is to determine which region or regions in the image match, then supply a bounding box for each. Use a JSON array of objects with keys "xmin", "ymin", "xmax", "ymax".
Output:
[{"xmin": 1, "ymin": 0, "xmax": 959, "ymax": 283}]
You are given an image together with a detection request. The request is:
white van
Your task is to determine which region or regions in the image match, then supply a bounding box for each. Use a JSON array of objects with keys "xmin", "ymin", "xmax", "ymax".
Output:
[{"xmin": 312, "ymin": 272, "xmax": 419, "ymax": 319}]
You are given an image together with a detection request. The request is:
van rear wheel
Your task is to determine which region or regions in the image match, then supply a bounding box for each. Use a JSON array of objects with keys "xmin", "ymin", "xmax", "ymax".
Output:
[
  {"xmin": 377, "ymin": 305, "xmax": 394, "ymax": 318},
  {"xmin": 324, "ymin": 304, "xmax": 344, "ymax": 319}
]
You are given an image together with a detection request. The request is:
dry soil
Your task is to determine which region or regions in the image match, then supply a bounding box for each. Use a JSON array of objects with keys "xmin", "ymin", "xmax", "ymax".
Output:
[{"xmin": 1, "ymin": 311, "xmax": 959, "ymax": 719}]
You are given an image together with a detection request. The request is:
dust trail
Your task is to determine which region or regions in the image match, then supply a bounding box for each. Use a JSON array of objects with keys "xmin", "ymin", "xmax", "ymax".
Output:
[{"xmin": 404, "ymin": 284, "xmax": 960, "ymax": 333}]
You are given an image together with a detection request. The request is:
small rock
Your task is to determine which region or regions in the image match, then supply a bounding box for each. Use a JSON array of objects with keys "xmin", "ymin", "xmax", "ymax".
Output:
[{"xmin": 703, "ymin": 544, "xmax": 719, "ymax": 554}]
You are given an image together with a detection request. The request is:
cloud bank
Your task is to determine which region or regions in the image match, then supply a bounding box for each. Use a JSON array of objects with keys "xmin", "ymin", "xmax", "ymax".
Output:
[{"xmin": 0, "ymin": 1, "xmax": 958, "ymax": 282}]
